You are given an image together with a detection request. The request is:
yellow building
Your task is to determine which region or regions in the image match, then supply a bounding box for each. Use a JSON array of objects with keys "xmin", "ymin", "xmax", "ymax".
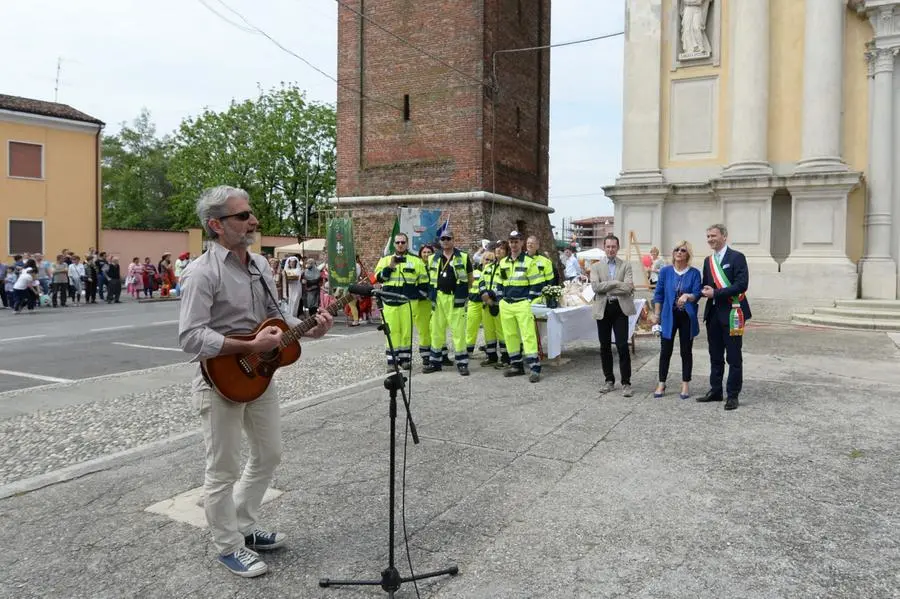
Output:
[
  {"xmin": 605, "ymin": 0, "xmax": 900, "ymax": 321},
  {"xmin": 0, "ymin": 94, "xmax": 103, "ymax": 262}
]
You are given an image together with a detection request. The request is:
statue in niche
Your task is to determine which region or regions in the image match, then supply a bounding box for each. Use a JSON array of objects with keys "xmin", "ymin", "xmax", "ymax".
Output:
[{"xmin": 679, "ymin": 0, "xmax": 712, "ymax": 60}]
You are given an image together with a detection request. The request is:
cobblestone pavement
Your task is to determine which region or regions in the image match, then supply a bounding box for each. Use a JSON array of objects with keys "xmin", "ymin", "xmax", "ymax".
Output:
[
  {"xmin": 2, "ymin": 324, "xmax": 899, "ymax": 598},
  {"xmin": 0, "ymin": 333, "xmax": 386, "ymax": 486}
]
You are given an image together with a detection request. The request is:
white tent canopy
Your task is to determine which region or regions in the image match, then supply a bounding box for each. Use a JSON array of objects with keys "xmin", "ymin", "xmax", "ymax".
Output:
[
  {"xmin": 273, "ymin": 238, "xmax": 326, "ymax": 257},
  {"xmin": 576, "ymin": 247, "xmax": 605, "ymax": 262}
]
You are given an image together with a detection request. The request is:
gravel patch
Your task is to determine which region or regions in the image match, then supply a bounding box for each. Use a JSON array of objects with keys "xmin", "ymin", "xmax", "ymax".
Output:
[{"xmin": 0, "ymin": 347, "xmax": 385, "ymax": 486}]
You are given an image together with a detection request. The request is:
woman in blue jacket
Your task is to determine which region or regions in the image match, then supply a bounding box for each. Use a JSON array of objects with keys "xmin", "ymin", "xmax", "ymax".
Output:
[{"xmin": 649, "ymin": 241, "xmax": 702, "ymax": 399}]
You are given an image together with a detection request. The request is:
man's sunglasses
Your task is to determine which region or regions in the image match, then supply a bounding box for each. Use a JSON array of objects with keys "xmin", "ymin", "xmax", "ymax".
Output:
[
  {"xmin": 440, "ymin": 236, "xmax": 452, "ymax": 241},
  {"xmin": 394, "ymin": 240, "xmax": 407, "ymax": 245},
  {"xmin": 219, "ymin": 211, "xmax": 254, "ymax": 221}
]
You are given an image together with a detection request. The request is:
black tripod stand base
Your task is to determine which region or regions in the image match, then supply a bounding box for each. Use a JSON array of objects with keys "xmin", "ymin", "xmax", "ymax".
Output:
[{"xmin": 319, "ymin": 564, "xmax": 459, "ymax": 592}]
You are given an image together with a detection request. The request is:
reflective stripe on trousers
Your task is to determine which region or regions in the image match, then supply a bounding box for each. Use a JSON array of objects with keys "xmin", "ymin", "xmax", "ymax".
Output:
[
  {"xmin": 499, "ymin": 300, "xmax": 540, "ymax": 373},
  {"xmin": 382, "ymin": 303, "xmax": 414, "ymax": 365},
  {"xmin": 430, "ymin": 292, "xmax": 468, "ymax": 365}
]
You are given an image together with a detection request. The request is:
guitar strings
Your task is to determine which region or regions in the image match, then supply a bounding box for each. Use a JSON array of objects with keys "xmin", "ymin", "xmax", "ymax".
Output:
[{"xmin": 243, "ymin": 294, "xmax": 352, "ymax": 368}]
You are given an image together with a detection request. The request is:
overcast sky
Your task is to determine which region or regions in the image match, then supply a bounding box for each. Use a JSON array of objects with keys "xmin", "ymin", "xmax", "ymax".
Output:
[{"xmin": 2, "ymin": 0, "xmax": 624, "ymax": 234}]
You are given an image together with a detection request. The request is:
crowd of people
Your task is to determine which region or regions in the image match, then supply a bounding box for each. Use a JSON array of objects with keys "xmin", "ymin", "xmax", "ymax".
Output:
[
  {"xmin": 358, "ymin": 230, "xmax": 563, "ymax": 384},
  {"xmin": 1, "ymin": 249, "xmax": 193, "ymax": 313},
  {"xmin": 263, "ymin": 254, "xmax": 331, "ymax": 320}
]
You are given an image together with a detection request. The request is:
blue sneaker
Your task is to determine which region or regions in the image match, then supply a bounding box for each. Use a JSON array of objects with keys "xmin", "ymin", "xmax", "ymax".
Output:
[
  {"xmin": 244, "ymin": 528, "xmax": 286, "ymax": 551},
  {"xmin": 218, "ymin": 547, "xmax": 267, "ymax": 578}
]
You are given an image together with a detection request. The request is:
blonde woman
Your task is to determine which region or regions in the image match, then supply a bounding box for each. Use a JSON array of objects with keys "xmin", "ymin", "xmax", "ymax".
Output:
[
  {"xmin": 648, "ymin": 246, "xmax": 665, "ymax": 286},
  {"xmin": 649, "ymin": 241, "xmax": 701, "ymax": 399}
]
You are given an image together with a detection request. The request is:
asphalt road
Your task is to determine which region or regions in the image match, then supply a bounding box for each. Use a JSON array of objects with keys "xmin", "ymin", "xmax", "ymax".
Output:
[{"xmin": 0, "ymin": 299, "xmax": 371, "ymax": 393}]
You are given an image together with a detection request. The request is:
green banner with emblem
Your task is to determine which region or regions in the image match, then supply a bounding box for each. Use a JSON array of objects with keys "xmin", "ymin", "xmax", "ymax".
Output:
[{"xmin": 327, "ymin": 217, "xmax": 356, "ymax": 288}]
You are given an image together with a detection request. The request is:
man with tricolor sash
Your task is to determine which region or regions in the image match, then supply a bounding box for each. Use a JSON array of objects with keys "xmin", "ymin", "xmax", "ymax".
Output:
[{"xmin": 699, "ymin": 223, "xmax": 751, "ymax": 411}]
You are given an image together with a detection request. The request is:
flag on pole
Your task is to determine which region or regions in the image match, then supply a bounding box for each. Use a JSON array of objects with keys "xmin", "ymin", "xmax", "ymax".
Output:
[
  {"xmin": 327, "ymin": 217, "xmax": 356, "ymax": 288},
  {"xmin": 435, "ymin": 216, "xmax": 450, "ymax": 241},
  {"xmin": 383, "ymin": 217, "xmax": 400, "ymax": 256}
]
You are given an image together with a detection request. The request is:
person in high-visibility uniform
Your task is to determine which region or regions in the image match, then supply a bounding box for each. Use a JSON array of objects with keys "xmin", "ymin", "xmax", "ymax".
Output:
[
  {"xmin": 526, "ymin": 235, "xmax": 557, "ymax": 296},
  {"xmin": 482, "ymin": 241, "xmax": 510, "ymax": 367},
  {"xmin": 423, "ymin": 231, "xmax": 473, "ymax": 376},
  {"xmin": 414, "ymin": 244, "xmax": 451, "ymax": 368},
  {"xmin": 465, "ymin": 262, "xmax": 484, "ymax": 358},
  {"xmin": 374, "ymin": 233, "xmax": 427, "ymax": 370},
  {"xmin": 497, "ymin": 231, "xmax": 542, "ymax": 383},
  {"xmin": 474, "ymin": 250, "xmax": 502, "ymax": 366}
]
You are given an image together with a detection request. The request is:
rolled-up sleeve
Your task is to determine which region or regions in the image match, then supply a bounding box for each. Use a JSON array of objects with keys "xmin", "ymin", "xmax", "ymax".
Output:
[{"xmin": 178, "ymin": 269, "xmax": 225, "ymax": 362}]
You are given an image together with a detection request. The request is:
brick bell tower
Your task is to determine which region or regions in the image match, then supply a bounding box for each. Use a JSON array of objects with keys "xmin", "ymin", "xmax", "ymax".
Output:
[{"xmin": 333, "ymin": 0, "xmax": 553, "ymax": 269}]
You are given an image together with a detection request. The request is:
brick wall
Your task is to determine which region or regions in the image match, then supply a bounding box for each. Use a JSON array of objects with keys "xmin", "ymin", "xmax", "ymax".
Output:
[
  {"xmin": 483, "ymin": 0, "xmax": 551, "ymax": 205},
  {"xmin": 336, "ymin": 0, "xmax": 550, "ymax": 205},
  {"xmin": 335, "ymin": 0, "xmax": 553, "ymax": 272},
  {"xmin": 337, "ymin": 0, "xmax": 485, "ymax": 197}
]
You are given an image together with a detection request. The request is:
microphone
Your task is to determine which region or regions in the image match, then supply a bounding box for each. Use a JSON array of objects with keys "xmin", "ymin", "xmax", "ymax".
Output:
[{"xmin": 347, "ymin": 283, "xmax": 408, "ymax": 301}]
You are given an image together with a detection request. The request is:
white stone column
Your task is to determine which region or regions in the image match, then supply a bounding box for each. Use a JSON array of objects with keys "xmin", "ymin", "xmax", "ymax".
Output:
[
  {"xmin": 722, "ymin": 0, "xmax": 771, "ymax": 176},
  {"xmin": 893, "ymin": 51, "xmax": 900, "ymax": 292},
  {"xmin": 860, "ymin": 45, "xmax": 899, "ymax": 299},
  {"xmin": 617, "ymin": 0, "xmax": 664, "ymax": 185},
  {"xmin": 795, "ymin": 0, "xmax": 848, "ymax": 172}
]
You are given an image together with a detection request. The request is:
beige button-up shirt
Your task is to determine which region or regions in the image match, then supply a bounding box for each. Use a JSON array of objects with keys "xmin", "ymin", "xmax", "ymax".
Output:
[{"xmin": 178, "ymin": 242, "xmax": 301, "ymax": 393}]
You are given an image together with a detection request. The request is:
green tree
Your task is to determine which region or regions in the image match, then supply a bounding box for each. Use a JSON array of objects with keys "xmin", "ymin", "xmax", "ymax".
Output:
[
  {"xmin": 167, "ymin": 83, "xmax": 336, "ymax": 238},
  {"xmin": 101, "ymin": 109, "xmax": 175, "ymax": 230}
]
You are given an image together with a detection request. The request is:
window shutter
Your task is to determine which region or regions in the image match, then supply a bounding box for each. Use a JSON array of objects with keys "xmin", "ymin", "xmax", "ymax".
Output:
[{"xmin": 9, "ymin": 142, "xmax": 43, "ymax": 178}]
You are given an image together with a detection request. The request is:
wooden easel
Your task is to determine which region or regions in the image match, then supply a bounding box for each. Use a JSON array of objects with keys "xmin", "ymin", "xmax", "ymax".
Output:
[{"xmin": 625, "ymin": 230, "xmax": 651, "ymax": 289}]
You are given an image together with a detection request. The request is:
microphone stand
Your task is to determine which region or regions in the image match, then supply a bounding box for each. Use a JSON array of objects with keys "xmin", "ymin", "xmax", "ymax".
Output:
[{"xmin": 319, "ymin": 294, "xmax": 459, "ymax": 596}]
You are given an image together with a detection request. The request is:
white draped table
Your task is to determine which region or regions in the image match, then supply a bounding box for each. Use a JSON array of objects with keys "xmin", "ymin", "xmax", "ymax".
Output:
[{"xmin": 532, "ymin": 299, "xmax": 647, "ymax": 360}]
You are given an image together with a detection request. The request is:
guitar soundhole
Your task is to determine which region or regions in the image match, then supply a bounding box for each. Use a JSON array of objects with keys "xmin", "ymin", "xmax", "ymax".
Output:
[{"xmin": 260, "ymin": 349, "xmax": 280, "ymax": 362}]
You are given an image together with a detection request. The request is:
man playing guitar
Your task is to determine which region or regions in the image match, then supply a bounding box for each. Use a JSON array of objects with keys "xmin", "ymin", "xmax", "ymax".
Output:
[{"xmin": 178, "ymin": 185, "xmax": 333, "ymax": 578}]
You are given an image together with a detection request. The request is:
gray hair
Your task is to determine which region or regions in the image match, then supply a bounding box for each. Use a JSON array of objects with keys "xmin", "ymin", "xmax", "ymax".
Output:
[
  {"xmin": 707, "ymin": 223, "xmax": 728, "ymax": 238},
  {"xmin": 196, "ymin": 185, "xmax": 249, "ymax": 239}
]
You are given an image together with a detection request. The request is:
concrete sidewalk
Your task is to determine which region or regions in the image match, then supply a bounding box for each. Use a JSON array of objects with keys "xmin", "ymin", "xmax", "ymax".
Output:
[{"xmin": 2, "ymin": 324, "xmax": 899, "ymax": 598}]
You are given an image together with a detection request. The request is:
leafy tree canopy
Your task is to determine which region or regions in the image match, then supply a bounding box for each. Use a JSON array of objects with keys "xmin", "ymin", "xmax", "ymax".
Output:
[{"xmin": 101, "ymin": 83, "xmax": 336, "ymax": 239}]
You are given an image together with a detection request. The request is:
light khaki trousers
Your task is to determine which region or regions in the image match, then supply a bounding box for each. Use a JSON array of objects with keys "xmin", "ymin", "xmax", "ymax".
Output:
[{"xmin": 194, "ymin": 385, "xmax": 282, "ymax": 555}]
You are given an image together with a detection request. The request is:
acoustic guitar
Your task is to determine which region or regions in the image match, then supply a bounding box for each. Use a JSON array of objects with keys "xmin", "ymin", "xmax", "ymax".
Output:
[{"xmin": 201, "ymin": 292, "xmax": 355, "ymax": 403}]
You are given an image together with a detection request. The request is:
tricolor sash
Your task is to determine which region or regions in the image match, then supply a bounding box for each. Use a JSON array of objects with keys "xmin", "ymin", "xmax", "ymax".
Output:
[{"xmin": 707, "ymin": 254, "xmax": 745, "ymax": 336}]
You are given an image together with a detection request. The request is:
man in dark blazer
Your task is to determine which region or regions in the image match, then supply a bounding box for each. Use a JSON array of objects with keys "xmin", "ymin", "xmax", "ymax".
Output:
[{"xmin": 698, "ymin": 224, "xmax": 751, "ymax": 410}]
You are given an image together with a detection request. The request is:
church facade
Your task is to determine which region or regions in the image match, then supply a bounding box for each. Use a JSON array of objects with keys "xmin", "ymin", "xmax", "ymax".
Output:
[{"xmin": 604, "ymin": 0, "xmax": 900, "ymax": 319}]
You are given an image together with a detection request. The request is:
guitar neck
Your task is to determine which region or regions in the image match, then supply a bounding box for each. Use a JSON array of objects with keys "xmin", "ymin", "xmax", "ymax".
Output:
[{"xmin": 281, "ymin": 293, "xmax": 353, "ymax": 346}]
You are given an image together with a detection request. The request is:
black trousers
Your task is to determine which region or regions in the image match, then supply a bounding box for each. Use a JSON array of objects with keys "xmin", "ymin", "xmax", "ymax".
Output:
[
  {"xmin": 85, "ymin": 280, "xmax": 97, "ymax": 303},
  {"xmin": 106, "ymin": 279, "xmax": 122, "ymax": 302},
  {"xmin": 52, "ymin": 282, "xmax": 68, "ymax": 306},
  {"xmin": 659, "ymin": 309, "xmax": 693, "ymax": 383},
  {"xmin": 13, "ymin": 289, "xmax": 36, "ymax": 311},
  {"xmin": 597, "ymin": 300, "xmax": 631, "ymax": 385},
  {"xmin": 707, "ymin": 316, "xmax": 743, "ymax": 398}
]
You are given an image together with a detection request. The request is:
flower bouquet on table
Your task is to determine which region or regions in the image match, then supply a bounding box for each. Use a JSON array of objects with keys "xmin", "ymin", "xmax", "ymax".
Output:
[{"xmin": 541, "ymin": 284, "xmax": 564, "ymax": 309}]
